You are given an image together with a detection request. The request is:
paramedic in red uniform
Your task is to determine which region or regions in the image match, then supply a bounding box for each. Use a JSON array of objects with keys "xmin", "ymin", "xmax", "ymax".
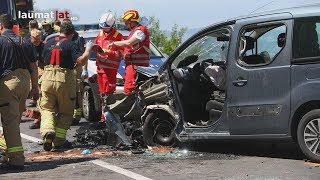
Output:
[{"xmin": 108, "ymin": 10, "xmax": 150, "ymax": 94}]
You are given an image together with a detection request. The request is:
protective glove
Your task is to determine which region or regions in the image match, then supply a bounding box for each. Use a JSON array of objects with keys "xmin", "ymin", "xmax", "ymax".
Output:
[
  {"xmin": 85, "ymin": 40, "xmax": 94, "ymax": 50},
  {"xmin": 81, "ymin": 70, "xmax": 88, "ymax": 79}
]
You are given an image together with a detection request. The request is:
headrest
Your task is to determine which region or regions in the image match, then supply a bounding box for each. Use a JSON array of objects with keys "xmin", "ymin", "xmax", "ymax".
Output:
[
  {"xmin": 245, "ymin": 36, "xmax": 255, "ymax": 50},
  {"xmin": 277, "ymin": 33, "xmax": 286, "ymax": 47}
]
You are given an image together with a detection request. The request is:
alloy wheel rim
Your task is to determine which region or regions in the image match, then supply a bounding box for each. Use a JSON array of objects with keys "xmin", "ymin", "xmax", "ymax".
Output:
[{"xmin": 304, "ymin": 118, "xmax": 320, "ymax": 156}]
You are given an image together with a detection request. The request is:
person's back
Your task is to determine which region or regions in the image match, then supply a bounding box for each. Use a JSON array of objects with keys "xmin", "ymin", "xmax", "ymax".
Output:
[
  {"xmin": 0, "ymin": 14, "xmax": 34, "ymax": 170},
  {"xmin": 39, "ymin": 21, "xmax": 92, "ymax": 151}
]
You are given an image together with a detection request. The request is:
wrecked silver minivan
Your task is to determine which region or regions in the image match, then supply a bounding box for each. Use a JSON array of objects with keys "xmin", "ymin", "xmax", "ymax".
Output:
[{"xmin": 106, "ymin": 5, "xmax": 320, "ymax": 162}]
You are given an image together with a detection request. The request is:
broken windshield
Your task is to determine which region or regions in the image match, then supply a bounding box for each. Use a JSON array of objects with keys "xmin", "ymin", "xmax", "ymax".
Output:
[{"xmin": 171, "ymin": 28, "xmax": 230, "ymax": 69}]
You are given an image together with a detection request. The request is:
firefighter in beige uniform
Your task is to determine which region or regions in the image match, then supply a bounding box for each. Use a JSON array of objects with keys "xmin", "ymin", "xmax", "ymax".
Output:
[
  {"xmin": 0, "ymin": 14, "xmax": 39, "ymax": 170},
  {"xmin": 40, "ymin": 21, "xmax": 93, "ymax": 151}
]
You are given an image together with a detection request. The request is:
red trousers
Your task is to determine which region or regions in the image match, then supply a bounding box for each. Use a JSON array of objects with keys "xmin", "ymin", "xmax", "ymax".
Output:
[
  {"xmin": 124, "ymin": 65, "xmax": 137, "ymax": 94},
  {"xmin": 97, "ymin": 69, "xmax": 117, "ymax": 95}
]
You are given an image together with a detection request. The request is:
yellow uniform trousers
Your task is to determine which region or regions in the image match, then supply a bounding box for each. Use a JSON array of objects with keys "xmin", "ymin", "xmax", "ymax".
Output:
[
  {"xmin": 0, "ymin": 68, "xmax": 30, "ymax": 166},
  {"xmin": 40, "ymin": 66, "xmax": 76, "ymax": 146},
  {"xmin": 73, "ymin": 65, "xmax": 83, "ymax": 120}
]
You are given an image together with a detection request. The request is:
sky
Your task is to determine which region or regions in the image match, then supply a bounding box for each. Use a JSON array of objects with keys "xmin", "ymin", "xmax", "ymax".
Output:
[{"xmin": 34, "ymin": 0, "xmax": 319, "ymax": 30}]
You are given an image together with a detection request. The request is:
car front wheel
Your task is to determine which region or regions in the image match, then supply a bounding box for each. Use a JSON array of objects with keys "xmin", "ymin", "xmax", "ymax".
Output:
[
  {"xmin": 297, "ymin": 109, "xmax": 320, "ymax": 162},
  {"xmin": 82, "ymin": 85, "xmax": 100, "ymax": 122},
  {"xmin": 143, "ymin": 111, "xmax": 178, "ymax": 147}
]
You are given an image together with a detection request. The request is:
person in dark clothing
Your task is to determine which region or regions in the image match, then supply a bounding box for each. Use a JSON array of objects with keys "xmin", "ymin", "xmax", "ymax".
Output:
[
  {"xmin": 39, "ymin": 21, "xmax": 93, "ymax": 151},
  {"xmin": 27, "ymin": 29, "xmax": 45, "ymax": 129},
  {"xmin": 24, "ymin": 19, "xmax": 39, "ymax": 41},
  {"xmin": 0, "ymin": 14, "xmax": 38, "ymax": 171},
  {"xmin": 41, "ymin": 20, "xmax": 55, "ymax": 41}
]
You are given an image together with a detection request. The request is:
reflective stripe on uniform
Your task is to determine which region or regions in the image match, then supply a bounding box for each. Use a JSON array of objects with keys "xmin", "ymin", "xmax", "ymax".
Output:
[
  {"xmin": 131, "ymin": 60, "xmax": 149, "ymax": 64},
  {"xmin": 55, "ymin": 127, "xmax": 67, "ymax": 139},
  {"xmin": 113, "ymin": 31, "xmax": 119, "ymax": 38},
  {"xmin": 7, "ymin": 146, "xmax": 23, "ymax": 153},
  {"xmin": 0, "ymin": 138, "xmax": 7, "ymax": 150},
  {"xmin": 74, "ymin": 108, "xmax": 82, "ymax": 115},
  {"xmin": 143, "ymin": 45, "xmax": 150, "ymax": 53},
  {"xmin": 125, "ymin": 54, "xmax": 149, "ymax": 59},
  {"xmin": 98, "ymin": 59, "xmax": 120, "ymax": 65},
  {"xmin": 98, "ymin": 64, "xmax": 117, "ymax": 70}
]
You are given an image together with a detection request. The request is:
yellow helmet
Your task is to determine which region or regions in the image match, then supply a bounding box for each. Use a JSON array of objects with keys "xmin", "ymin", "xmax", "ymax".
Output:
[
  {"xmin": 121, "ymin": 10, "xmax": 140, "ymax": 22},
  {"xmin": 42, "ymin": 20, "xmax": 52, "ymax": 27}
]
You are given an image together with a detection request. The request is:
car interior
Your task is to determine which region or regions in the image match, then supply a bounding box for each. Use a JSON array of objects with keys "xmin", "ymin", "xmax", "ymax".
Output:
[{"xmin": 171, "ymin": 28, "xmax": 230, "ymax": 127}]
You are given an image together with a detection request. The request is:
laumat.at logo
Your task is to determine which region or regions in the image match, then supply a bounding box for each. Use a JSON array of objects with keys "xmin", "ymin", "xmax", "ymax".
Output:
[{"xmin": 18, "ymin": 10, "xmax": 78, "ymax": 21}]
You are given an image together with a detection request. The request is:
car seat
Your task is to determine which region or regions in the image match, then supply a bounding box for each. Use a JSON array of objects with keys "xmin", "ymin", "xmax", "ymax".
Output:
[
  {"xmin": 260, "ymin": 51, "xmax": 271, "ymax": 63},
  {"xmin": 242, "ymin": 36, "xmax": 265, "ymax": 64}
]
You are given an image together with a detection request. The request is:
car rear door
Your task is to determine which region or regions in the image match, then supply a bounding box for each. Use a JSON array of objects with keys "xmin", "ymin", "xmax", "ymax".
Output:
[{"xmin": 227, "ymin": 14, "xmax": 293, "ymax": 135}]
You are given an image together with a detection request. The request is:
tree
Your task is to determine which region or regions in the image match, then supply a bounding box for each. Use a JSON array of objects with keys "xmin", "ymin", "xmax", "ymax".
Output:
[
  {"xmin": 162, "ymin": 24, "xmax": 187, "ymax": 55},
  {"xmin": 148, "ymin": 16, "xmax": 187, "ymax": 55},
  {"xmin": 148, "ymin": 16, "xmax": 167, "ymax": 51}
]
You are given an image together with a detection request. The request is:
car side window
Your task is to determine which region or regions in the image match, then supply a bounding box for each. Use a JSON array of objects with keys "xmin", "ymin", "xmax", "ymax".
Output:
[
  {"xmin": 293, "ymin": 17, "xmax": 320, "ymax": 59},
  {"xmin": 238, "ymin": 24, "xmax": 286, "ymax": 66}
]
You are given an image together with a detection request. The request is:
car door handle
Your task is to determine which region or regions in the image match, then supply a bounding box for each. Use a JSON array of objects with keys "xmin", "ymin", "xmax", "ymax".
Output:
[{"xmin": 232, "ymin": 79, "xmax": 248, "ymax": 87}]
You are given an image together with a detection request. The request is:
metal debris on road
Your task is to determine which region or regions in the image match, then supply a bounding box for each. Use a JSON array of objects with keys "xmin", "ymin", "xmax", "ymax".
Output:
[{"xmin": 74, "ymin": 122, "xmax": 146, "ymax": 151}]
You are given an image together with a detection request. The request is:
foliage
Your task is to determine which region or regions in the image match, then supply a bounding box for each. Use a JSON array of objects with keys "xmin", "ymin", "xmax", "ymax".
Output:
[{"xmin": 148, "ymin": 16, "xmax": 187, "ymax": 55}]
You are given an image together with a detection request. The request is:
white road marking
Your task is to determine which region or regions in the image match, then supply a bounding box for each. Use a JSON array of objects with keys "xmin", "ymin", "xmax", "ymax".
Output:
[
  {"xmin": 21, "ymin": 133, "xmax": 42, "ymax": 143},
  {"xmin": 0, "ymin": 126, "xmax": 152, "ymax": 180},
  {"xmin": 0, "ymin": 127, "xmax": 42, "ymax": 143},
  {"xmin": 91, "ymin": 159, "xmax": 153, "ymax": 180}
]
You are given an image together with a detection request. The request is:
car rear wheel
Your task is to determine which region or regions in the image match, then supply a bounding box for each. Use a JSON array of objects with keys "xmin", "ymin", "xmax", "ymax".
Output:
[
  {"xmin": 297, "ymin": 109, "xmax": 320, "ymax": 163},
  {"xmin": 143, "ymin": 111, "xmax": 178, "ymax": 147},
  {"xmin": 82, "ymin": 85, "xmax": 100, "ymax": 122}
]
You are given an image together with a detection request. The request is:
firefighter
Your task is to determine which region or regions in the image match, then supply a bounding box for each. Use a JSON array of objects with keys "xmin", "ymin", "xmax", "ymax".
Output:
[
  {"xmin": 62, "ymin": 19, "xmax": 86, "ymax": 125},
  {"xmin": 0, "ymin": 14, "xmax": 38, "ymax": 170},
  {"xmin": 41, "ymin": 20, "xmax": 55, "ymax": 41},
  {"xmin": 38, "ymin": 19, "xmax": 86, "ymax": 125},
  {"xmin": 28, "ymin": 29, "xmax": 45, "ymax": 129},
  {"xmin": 91, "ymin": 12, "xmax": 131, "ymax": 145},
  {"xmin": 40, "ymin": 21, "xmax": 93, "ymax": 151},
  {"xmin": 108, "ymin": 10, "xmax": 150, "ymax": 94}
]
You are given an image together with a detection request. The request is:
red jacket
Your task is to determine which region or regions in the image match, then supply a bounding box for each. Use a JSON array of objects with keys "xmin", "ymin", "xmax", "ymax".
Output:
[
  {"xmin": 123, "ymin": 25, "xmax": 150, "ymax": 67},
  {"xmin": 94, "ymin": 28, "xmax": 124, "ymax": 73}
]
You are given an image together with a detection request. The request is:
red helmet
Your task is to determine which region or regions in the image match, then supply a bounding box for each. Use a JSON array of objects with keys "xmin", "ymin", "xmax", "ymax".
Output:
[{"xmin": 121, "ymin": 10, "xmax": 140, "ymax": 22}]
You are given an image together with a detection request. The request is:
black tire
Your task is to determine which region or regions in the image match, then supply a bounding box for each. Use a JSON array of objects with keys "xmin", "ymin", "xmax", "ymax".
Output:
[
  {"xmin": 297, "ymin": 109, "xmax": 320, "ymax": 163},
  {"xmin": 82, "ymin": 86, "xmax": 100, "ymax": 122},
  {"xmin": 142, "ymin": 111, "xmax": 178, "ymax": 147}
]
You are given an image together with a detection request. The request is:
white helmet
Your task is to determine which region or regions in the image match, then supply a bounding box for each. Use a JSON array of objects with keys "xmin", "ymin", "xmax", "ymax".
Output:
[{"xmin": 99, "ymin": 12, "xmax": 115, "ymax": 28}]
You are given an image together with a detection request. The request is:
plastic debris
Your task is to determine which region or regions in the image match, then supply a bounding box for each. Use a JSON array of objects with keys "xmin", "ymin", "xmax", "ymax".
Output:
[{"xmin": 81, "ymin": 149, "xmax": 91, "ymax": 155}]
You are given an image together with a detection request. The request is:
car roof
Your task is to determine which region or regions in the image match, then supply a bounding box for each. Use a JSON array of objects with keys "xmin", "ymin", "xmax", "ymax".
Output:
[
  {"xmin": 230, "ymin": 3, "xmax": 320, "ymax": 22},
  {"xmin": 189, "ymin": 3, "xmax": 320, "ymax": 41}
]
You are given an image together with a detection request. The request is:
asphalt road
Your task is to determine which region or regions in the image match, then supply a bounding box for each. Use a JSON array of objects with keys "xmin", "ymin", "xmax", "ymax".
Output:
[{"xmin": 0, "ymin": 108, "xmax": 320, "ymax": 179}]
